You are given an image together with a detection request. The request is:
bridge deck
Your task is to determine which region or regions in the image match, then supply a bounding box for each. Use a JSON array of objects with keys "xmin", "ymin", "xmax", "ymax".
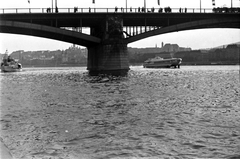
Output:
[
  {"xmin": 0, "ymin": 12, "xmax": 239, "ymax": 28},
  {"xmin": 0, "ymin": 8, "xmax": 239, "ymax": 46}
]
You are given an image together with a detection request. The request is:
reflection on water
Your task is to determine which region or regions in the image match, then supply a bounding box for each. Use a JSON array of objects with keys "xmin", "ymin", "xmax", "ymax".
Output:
[{"xmin": 0, "ymin": 66, "xmax": 240, "ymax": 159}]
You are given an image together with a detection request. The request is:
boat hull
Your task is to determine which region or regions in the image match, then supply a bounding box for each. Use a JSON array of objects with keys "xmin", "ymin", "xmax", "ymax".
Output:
[
  {"xmin": 1, "ymin": 66, "xmax": 22, "ymax": 72},
  {"xmin": 143, "ymin": 65, "xmax": 179, "ymax": 68},
  {"xmin": 143, "ymin": 58, "xmax": 182, "ymax": 68}
]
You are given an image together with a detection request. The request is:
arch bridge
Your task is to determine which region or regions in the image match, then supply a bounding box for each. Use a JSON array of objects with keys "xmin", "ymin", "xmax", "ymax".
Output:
[{"xmin": 0, "ymin": 7, "xmax": 239, "ymax": 75}]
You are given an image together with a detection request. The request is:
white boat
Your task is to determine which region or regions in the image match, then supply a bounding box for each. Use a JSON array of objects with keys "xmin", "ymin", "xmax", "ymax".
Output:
[
  {"xmin": 1, "ymin": 52, "xmax": 22, "ymax": 72},
  {"xmin": 1, "ymin": 64, "xmax": 22, "ymax": 72},
  {"xmin": 143, "ymin": 56, "xmax": 182, "ymax": 68}
]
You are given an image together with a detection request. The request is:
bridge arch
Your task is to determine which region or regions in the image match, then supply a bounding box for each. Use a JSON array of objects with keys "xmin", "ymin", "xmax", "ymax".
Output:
[
  {"xmin": 125, "ymin": 18, "xmax": 240, "ymax": 44},
  {"xmin": 0, "ymin": 20, "xmax": 101, "ymax": 47}
]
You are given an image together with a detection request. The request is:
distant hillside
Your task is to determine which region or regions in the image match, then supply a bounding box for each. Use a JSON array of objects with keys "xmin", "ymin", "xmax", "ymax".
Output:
[
  {"xmin": 129, "ymin": 43, "xmax": 239, "ymax": 65},
  {"xmin": 201, "ymin": 41, "xmax": 240, "ymax": 51},
  {"xmin": 128, "ymin": 43, "xmax": 191, "ymax": 54},
  {"xmin": 6, "ymin": 46, "xmax": 88, "ymax": 67}
]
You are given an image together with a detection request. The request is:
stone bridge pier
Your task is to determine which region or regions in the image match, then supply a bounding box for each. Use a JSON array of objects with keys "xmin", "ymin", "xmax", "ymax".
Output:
[{"xmin": 87, "ymin": 16, "xmax": 129, "ymax": 76}]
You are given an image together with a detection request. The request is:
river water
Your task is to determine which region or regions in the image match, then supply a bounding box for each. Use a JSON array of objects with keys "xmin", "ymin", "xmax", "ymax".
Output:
[{"xmin": 0, "ymin": 66, "xmax": 239, "ymax": 159}]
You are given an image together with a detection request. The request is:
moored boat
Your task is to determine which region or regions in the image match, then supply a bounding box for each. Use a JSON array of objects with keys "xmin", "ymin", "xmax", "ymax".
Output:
[
  {"xmin": 143, "ymin": 56, "xmax": 182, "ymax": 68},
  {"xmin": 1, "ymin": 51, "xmax": 22, "ymax": 72}
]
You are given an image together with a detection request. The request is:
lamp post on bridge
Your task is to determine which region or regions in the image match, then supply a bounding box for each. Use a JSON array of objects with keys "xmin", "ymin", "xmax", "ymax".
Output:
[
  {"xmin": 200, "ymin": 0, "xmax": 202, "ymax": 13},
  {"xmin": 54, "ymin": 0, "xmax": 58, "ymax": 13},
  {"xmin": 51, "ymin": 0, "xmax": 58, "ymax": 12},
  {"xmin": 126, "ymin": 0, "xmax": 127, "ymax": 11},
  {"xmin": 51, "ymin": 0, "xmax": 57, "ymax": 12}
]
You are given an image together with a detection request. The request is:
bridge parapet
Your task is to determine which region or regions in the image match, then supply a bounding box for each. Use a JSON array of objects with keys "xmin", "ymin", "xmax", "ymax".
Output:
[{"xmin": 1, "ymin": 7, "xmax": 239, "ymax": 14}]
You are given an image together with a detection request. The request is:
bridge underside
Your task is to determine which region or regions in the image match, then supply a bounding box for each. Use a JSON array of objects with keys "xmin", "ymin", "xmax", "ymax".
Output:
[
  {"xmin": 125, "ymin": 18, "xmax": 240, "ymax": 43},
  {"xmin": 0, "ymin": 20, "xmax": 100, "ymax": 47}
]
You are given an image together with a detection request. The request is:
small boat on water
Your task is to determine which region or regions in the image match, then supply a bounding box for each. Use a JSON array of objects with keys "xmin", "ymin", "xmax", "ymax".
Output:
[
  {"xmin": 1, "ymin": 64, "xmax": 22, "ymax": 72},
  {"xmin": 143, "ymin": 56, "xmax": 182, "ymax": 68},
  {"xmin": 1, "ymin": 52, "xmax": 22, "ymax": 72}
]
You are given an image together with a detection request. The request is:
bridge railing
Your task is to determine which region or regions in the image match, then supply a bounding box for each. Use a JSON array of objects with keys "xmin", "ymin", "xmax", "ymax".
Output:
[{"xmin": 0, "ymin": 7, "xmax": 238, "ymax": 14}]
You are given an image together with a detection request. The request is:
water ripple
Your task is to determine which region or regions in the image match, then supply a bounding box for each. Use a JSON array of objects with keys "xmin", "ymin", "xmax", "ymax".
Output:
[{"xmin": 0, "ymin": 66, "xmax": 239, "ymax": 159}]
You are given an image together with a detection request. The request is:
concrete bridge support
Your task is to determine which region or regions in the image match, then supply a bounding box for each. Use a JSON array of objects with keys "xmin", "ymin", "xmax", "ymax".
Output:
[{"xmin": 87, "ymin": 16, "xmax": 129, "ymax": 76}]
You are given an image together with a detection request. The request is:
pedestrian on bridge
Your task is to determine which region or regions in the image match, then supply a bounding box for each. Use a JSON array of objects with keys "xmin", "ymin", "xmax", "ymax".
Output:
[
  {"xmin": 121, "ymin": 7, "xmax": 123, "ymax": 12},
  {"xmin": 151, "ymin": 7, "xmax": 155, "ymax": 12},
  {"xmin": 164, "ymin": 7, "xmax": 171, "ymax": 13},
  {"xmin": 46, "ymin": 8, "xmax": 51, "ymax": 13},
  {"xmin": 74, "ymin": 7, "xmax": 78, "ymax": 13},
  {"xmin": 158, "ymin": 8, "xmax": 163, "ymax": 13}
]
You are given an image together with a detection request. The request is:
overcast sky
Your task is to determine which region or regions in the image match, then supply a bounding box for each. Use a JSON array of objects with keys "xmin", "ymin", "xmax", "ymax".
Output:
[{"xmin": 0, "ymin": 0, "xmax": 240, "ymax": 53}]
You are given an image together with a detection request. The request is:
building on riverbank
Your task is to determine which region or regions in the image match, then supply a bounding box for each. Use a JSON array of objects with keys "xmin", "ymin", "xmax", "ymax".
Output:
[{"xmin": 2, "ymin": 43, "xmax": 239, "ymax": 67}]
